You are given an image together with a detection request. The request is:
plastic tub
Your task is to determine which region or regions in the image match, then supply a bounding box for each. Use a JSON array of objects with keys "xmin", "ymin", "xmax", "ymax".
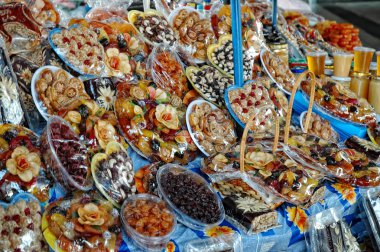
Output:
[
  {"xmin": 40, "ymin": 116, "xmax": 93, "ymax": 191},
  {"xmin": 120, "ymin": 194, "xmax": 177, "ymax": 251},
  {"xmin": 157, "ymin": 164, "xmax": 225, "ymax": 230}
]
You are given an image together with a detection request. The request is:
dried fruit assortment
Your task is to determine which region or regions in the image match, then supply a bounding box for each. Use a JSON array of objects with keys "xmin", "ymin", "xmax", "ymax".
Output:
[
  {"xmin": 171, "ymin": 8, "xmax": 215, "ymax": 61},
  {"xmin": 0, "ymin": 199, "xmax": 46, "ymax": 251},
  {"xmin": 50, "ymin": 26, "xmax": 106, "ymax": 76},
  {"xmin": 301, "ymin": 112, "xmax": 339, "ymax": 142},
  {"xmin": 186, "ymin": 65, "xmax": 232, "ymax": 106},
  {"xmin": 134, "ymin": 162, "xmax": 161, "ymax": 195},
  {"xmin": 344, "ymin": 136, "xmax": 380, "ymax": 162},
  {"xmin": 129, "ymin": 10, "xmax": 177, "ymax": 46},
  {"xmin": 188, "ymin": 101, "xmax": 237, "ymax": 156},
  {"xmin": 92, "ymin": 142, "xmax": 136, "ymax": 207},
  {"xmin": 301, "ymin": 77, "xmax": 377, "ymax": 126},
  {"xmin": 42, "ymin": 192, "xmax": 122, "ymax": 252},
  {"xmin": 116, "ymin": 81, "xmax": 197, "ymax": 164}
]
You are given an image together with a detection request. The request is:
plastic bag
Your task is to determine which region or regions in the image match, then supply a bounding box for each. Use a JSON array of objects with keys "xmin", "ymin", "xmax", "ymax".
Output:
[
  {"xmin": 0, "ymin": 3, "xmax": 42, "ymax": 55},
  {"xmin": 154, "ymin": 0, "xmax": 182, "ymax": 18},
  {"xmin": 300, "ymin": 76, "xmax": 377, "ymax": 127},
  {"xmin": 344, "ymin": 135, "xmax": 380, "ymax": 163},
  {"xmin": 186, "ymin": 65, "xmax": 233, "ymax": 106},
  {"xmin": 184, "ymin": 233, "xmax": 243, "ymax": 252},
  {"xmin": 49, "ymin": 25, "xmax": 107, "ymax": 76},
  {"xmin": 299, "ymin": 111, "xmax": 339, "ymax": 142},
  {"xmin": 0, "ymin": 124, "xmax": 51, "ymax": 203},
  {"xmin": 307, "ymin": 208, "xmax": 360, "ymax": 252},
  {"xmin": 0, "ymin": 37, "xmax": 25, "ymax": 125},
  {"xmin": 40, "ymin": 115, "xmax": 93, "ymax": 192},
  {"xmin": 187, "ymin": 100, "xmax": 237, "ymax": 156},
  {"xmin": 42, "ymin": 191, "xmax": 122, "ymax": 252},
  {"xmin": 134, "ymin": 162, "xmax": 162, "ymax": 195},
  {"xmin": 362, "ymin": 188, "xmax": 380, "ymax": 248},
  {"xmin": 91, "ymin": 141, "xmax": 136, "ymax": 207},
  {"xmin": 115, "ymin": 81, "xmax": 198, "ymax": 164},
  {"xmin": 128, "ymin": 10, "xmax": 177, "ymax": 46},
  {"xmin": 0, "ymin": 193, "xmax": 47, "ymax": 251},
  {"xmin": 168, "ymin": 6, "xmax": 216, "ymax": 63},
  {"xmin": 148, "ymin": 45, "xmax": 188, "ymax": 98}
]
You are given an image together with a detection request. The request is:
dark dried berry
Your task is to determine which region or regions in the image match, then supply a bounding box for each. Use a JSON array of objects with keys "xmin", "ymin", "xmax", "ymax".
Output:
[
  {"xmin": 109, "ymin": 225, "xmax": 121, "ymax": 234},
  {"xmin": 151, "ymin": 139, "xmax": 160, "ymax": 152},
  {"xmin": 349, "ymin": 106, "xmax": 357, "ymax": 113},
  {"xmin": 326, "ymin": 156, "xmax": 336, "ymax": 165},
  {"xmin": 232, "ymin": 161, "xmax": 240, "ymax": 169},
  {"xmin": 49, "ymin": 206, "xmax": 66, "ymax": 216},
  {"xmin": 323, "ymin": 95, "xmax": 331, "ymax": 102}
]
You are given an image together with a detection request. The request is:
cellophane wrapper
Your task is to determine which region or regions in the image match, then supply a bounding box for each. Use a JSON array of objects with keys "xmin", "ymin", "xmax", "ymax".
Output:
[{"xmin": 184, "ymin": 233, "xmax": 243, "ymax": 252}]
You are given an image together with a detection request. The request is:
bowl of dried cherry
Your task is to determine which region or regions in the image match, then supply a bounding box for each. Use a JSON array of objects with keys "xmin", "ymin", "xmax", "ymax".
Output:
[
  {"xmin": 157, "ymin": 164, "xmax": 225, "ymax": 230},
  {"xmin": 40, "ymin": 116, "xmax": 93, "ymax": 191},
  {"xmin": 121, "ymin": 193, "xmax": 176, "ymax": 251}
]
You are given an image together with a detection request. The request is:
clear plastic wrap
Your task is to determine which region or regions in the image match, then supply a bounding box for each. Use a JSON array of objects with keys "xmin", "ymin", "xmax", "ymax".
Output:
[
  {"xmin": 0, "ymin": 193, "xmax": 47, "ymax": 251},
  {"xmin": 42, "ymin": 191, "xmax": 122, "ymax": 252},
  {"xmin": 83, "ymin": 77, "xmax": 118, "ymax": 110},
  {"xmin": 300, "ymin": 76, "xmax": 377, "ymax": 127},
  {"xmin": 368, "ymin": 123, "xmax": 380, "ymax": 146},
  {"xmin": 186, "ymin": 99, "xmax": 237, "ymax": 156},
  {"xmin": 362, "ymin": 188, "xmax": 380, "ymax": 248},
  {"xmin": 128, "ymin": 10, "xmax": 177, "ymax": 46},
  {"xmin": 299, "ymin": 111, "xmax": 339, "ymax": 142},
  {"xmin": 344, "ymin": 136, "xmax": 380, "ymax": 163},
  {"xmin": 186, "ymin": 65, "xmax": 233, "ymax": 106},
  {"xmin": 121, "ymin": 193, "xmax": 176, "ymax": 251},
  {"xmin": 0, "ymin": 37, "xmax": 25, "ymax": 125},
  {"xmin": 153, "ymin": 0, "xmax": 181, "ymax": 18},
  {"xmin": 260, "ymin": 49, "xmax": 296, "ymax": 95},
  {"xmin": 40, "ymin": 115, "xmax": 93, "ymax": 191},
  {"xmin": 0, "ymin": 3, "xmax": 42, "ymax": 55},
  {"xmin": 157, "ymin": 164, "xmax": 225, "ymax": 230},
  {"xmin": 148, "ymin": 45, "xmax": 188, "ymax": 98},
  {"xmin": 31, "ymin": 65, "xmax": 90, "ymax": 120},
  {"xmin": 307, "ymin": 208, "xmax": 360, "ymax": 252},
  {"xmin": 0, "ymin": 124, "xmax": 51, "ymax": 203},
  {"xmin": 168, "ymin": 6, "xmax": 216, "ymax": 63},
  {"xmin": 91, "ymin": 141, "xmax": 136, "ymax": 208},
  {"xmin": 207, "ymin": 34, "xmax": 254, "ymax": 81},
  {"xmin": 184, "ymin": 233, "xmax": 243, "ymax": 252},
  {"xmin": 134, "ymin": 162, "xmax": 162, "ymax": 195},
  {"xmin": 115, "ymin": 81, "xmax": 198, "ymax": 164},
  {"xmin": 49, "ymin": 25, "xmax": 107, "ymax": 76}
]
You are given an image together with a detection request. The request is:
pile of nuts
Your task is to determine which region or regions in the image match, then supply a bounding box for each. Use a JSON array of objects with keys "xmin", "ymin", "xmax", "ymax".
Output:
[
  {"xmin": 134, "ymin": 14, "xmax": 176, "ymax": 46},
  {"xmin": 188, "ymin": 66, "xmax": 232, "ymax": 105},
  {"xmin": 302, "ymin": 112, "xmax": 338, "ymax": 142}
]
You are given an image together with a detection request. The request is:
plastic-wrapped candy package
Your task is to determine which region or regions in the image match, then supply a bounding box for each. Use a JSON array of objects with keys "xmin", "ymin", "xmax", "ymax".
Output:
[
  {"xmin": 0, "ymin": 193, "xmax": 47, "ymax": 251},
  {"xmin": 154, "ymin": 0, "xmax": 182, "ymax": 18},
  {"xmin": 40, "ymin": 116, "xmax": 93, "ymax": 192},
  {"xmin": 91, "ymin": 141, "xmax": 136, "ymax": 208},
  {"xmin": 148, "ymin": 45, "xmax": 188, "ymax": 99},
  {"xmin": 168, "ymin": 6, "xmax": 216, "ymax": 63},
  {"xmin": 299, "ymin": 111, "xmax": 339, "ymax": 142},
  {"xmin": 362, "ymin": 188, "xmax": 380, "ymax": 248},
  {"xmin": 344, "ymin": 135, "xmax": 380, "ymax": 163},
  {"xmin": 184, "ymin": 233, "xmax": 243, "ymax": 252},
  {"xmin": 300, "ymin": 75, "xmax": 377, "ymax": 127},
  {"xmin": 186, "ymin": 100, "xmax": 237, "ymax": 156},
  {"xmin": 128, "ymin": 10, "xmax": 177, "ymax": 46},
  {"xmin": 115, "ymin": 81, "xmax": 198, "ymax": 164},
  {"xmin": 186, "ymin": 65, "xmax": 233, "ymax": 106},
  {"xmin": 85, "ymin": 5, "xmax": 129, "ymax": 22},
  {"xmin": 134, "ymin": 162, "xmax": 162, "ymax": 195},
  {"xmin": 207, "ymin": 34, "xmax": 254, "ymax": 81},
  {"xmin": 83, "ymin": 77, "xmax": 119, "ymax": 111},
  {"xmin": 49, "ymin": 25, "xmax": 107, "ymax": 76},
  {"xmin": 307, "ymin": 208, "xmax": 361, "ymax": 252},
  {"xmin": 0, "ymin": 3, "xmax": 42, "ymax": 55},
  {"xmin": 0, "ymin": 124, "xmax": 51, "ymax": 203},
  {"xmin": 0, "ymin": 37, "xmax": 25, "ymax": 125},
  {"xmin": 68, "ymin": 19, "xmax": 149, "ymax": 80},
  {"xmin": 42, "ymin": 191, "xmax": 123, "ymax": 252}
]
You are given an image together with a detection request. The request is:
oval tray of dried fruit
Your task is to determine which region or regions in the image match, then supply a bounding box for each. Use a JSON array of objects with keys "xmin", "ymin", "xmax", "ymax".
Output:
[
  {"xmin": 186, "ymin": 99, "xmax": 237, "ymax": 157},
  {"xmin": 91, "ymin": 141, "xmax": 136, "ymax": 208},
  {"xmin": 186, "ymin": 65, "xmax": 233, "ymax": 107}
]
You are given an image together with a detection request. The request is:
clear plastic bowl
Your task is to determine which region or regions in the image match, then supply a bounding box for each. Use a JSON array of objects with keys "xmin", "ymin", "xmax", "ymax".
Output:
[
  {"xmin": 120, "ymin": 194, "xmax": 177, "ymax": 251},
  {"xmin": 40, "ymin": 115, "xmax": 93, "ymax": 191},
  {"xmin": 157, "ymin": 164, "xmax": 225, "ymax": 230}
]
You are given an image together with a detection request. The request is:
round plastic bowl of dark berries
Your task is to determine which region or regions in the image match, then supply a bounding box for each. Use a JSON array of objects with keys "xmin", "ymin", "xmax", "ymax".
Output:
[
  {"xmin": 40, "ymin": 116, "xmax": 93, "ymax": 191},
  {"xmin": 157, "ymin": 164, "xmax": 225, "ymax": 230}
]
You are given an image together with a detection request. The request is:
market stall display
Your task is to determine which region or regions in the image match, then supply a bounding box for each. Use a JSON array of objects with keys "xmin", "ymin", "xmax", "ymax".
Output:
[{"xmin": 0, "ymin": 0, "xmax": 379, "ymax": 251}]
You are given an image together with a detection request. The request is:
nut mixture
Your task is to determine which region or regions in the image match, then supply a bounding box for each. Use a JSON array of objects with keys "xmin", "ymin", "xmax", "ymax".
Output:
[
  {"xmin": 94, "ymin": 149, "xmax": 137, "ymax": 205},
  {"xmin": 188, "ymin": 66, "xmax": 232, "ymax": 105},
  {"xmin": 228, "ymin": 82, "xmax": 275, "ymax": 132},
  {"xmin": 0, "ymin": 200, "xmax": 46, "ymax": 252},
  {"xmin": 189, "ymin": 102, "xmax": 237, "ymax": 155},
  {"xmin": 172, "ymin": 9, "xmax": 215, "ymax": 61},
  {"xmin": 209, "ymin": 38, "xmax": 253, "ymax": 80},
  {"xmin": 302, "ymin": 112, "xmax": 338, "ymax": 142},
  {"xmin": 51, "ymin": 26, "xmax": 105, "ymax": 75},
  {"xmin": 134, "ymin": 14, "xmax": 176, "ymax": 46},
  {"xmin": 36, "ymin": 68, "xmax": 90, "ymax": 115},
  {"xmin": 124, "ymin": 198, "xmax": 175, "ymax": 237},
  {"xmin": 161, "ymin": 171, "xmax": 221, "ymax": 224},
  {"xmin": 261, "ymin": 50, "xmax": 295, "ymax": 93}
]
